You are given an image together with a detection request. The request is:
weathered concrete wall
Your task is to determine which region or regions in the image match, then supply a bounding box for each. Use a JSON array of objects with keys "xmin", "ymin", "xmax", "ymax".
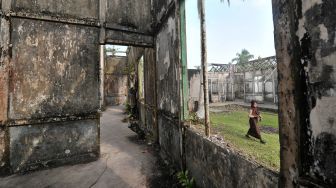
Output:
[
  {"xmin": 10, "ymin": 0, "xmax": 99, "ymax": 20},
  {"xmin": 0, "ymin": 0, "xmax": 155, "ymax": 175},
  {"xmin": 127, "ymin": 47, "xmax": 144, "ymax": 77},
  {"xmin": 0, "ymin": 62, "xmax": 8, "ymax": 123},
  {"xmin": 0, "ymin": 5, "xmax": 10, "ymax": 175},
  {"xmin": 126, "ymin": 46, "xmax": 158, "ymax": 141},
  {"xmin": 273, "ymin": 0, "xmax": 336, "ymax": 186},
  {"xmin": 105, "ymin": 30, "xmax": 154, "ymax": 47},
  {"xmin": 127, "ymin": 47, "xmax": 146, "ymax": 131},
  {"xmin": 104, "ymin": 56, "xmax": 128, "ymax": 106},
  {"xmin": 152, "ymin": 0, "xmax": 174, "ymax": 25},
  {"xmin": 2, "ymin": 0, "xmax": 103, "ymax": 175},
  {"xmin": 143, "ymin": 48, "xmax": 157, "ymax": 140},
  {"xmin": 103, "ymin": 0, "xmax": 154, "ymax": 46},
  {"xmin": 158, "ymin": 114, "xmax": 181, "ymax": 166},
  {"xmin": 185, "ymin": 128, "xmax": 278, "ymax": 188},
  {"xmin": 126, "ymin": 46, "xmax": 144, "ymax": 128},
  {"xmin": 4, "ymin": 0, "xmax": 155, "ymax": 47},
  {"xmin": 188, "ymin": 69, "xmax": 201, "ymax": 112},
  {"xmin": 144, "ymin": 49, "xmax": 156, "ymax": 115},
  {"xmin": 126, "ymin": 46, "xmax": 144, "ymax": 98},
  {"xmin": 106, "ymin": 0, "xmax": 152, "ymax": 34},
  {"xmin": 4, "ymin": 17, "xmax": 101, "ymax": 174},
  {"xmin": 0, "ymin": 127, "xmax": 8, "ymax": 175},
  {"xmin": 9, "ymin": 119, "xmax": 99, "ymax": 173},
  {"xmin": 0, "ymin": 14, "xmax": 9, "ymax": 125},
  {"xmin": 10, "ymin": 18, "xmax": 100, "ymax": 120},
  {"xmin": 155, "ymin": 2, "xmax": 182, "ymax": 168},
  {"xmin": 156, "ymin": 14, "xmax": 179, "ymax": 115}
]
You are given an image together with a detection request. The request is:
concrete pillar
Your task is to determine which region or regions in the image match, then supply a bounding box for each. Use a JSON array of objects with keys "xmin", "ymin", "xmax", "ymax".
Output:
[
  {"xmin": 99, "ymin": 45, "xmax": 105, "ymax": 110},
  {"xmin": 272, "ymin": 72, "xmax": 276, "ymax": 104},
  {"xmin": 210, "ymin": 78, "xmax": 213, "ymax": 103},
  {"xmin": 262, "ymin": 70, "xmax": 266, "ymax": 102},
  {"xmin": 230, "ymin": 64, "xmax": 235, "ymax": 101},
  {"xmin": 0, "ymin": 6, "xmax": 11, "ymax": 175},
  {"xmin": 273, "ymin": 0, "xmax": 336, "ymax": 186},
  {"xmin": 243, "ymin": 72, "xmax": 246, "ymax": 102},
  {"xmin": 252, "ymin": 65, "xmax": 256, "ymax": 100}
]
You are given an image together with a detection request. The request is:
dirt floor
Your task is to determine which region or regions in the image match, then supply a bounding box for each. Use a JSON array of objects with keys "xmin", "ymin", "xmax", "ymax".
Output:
[{"xmin": 0, "ymin": 106, "xmax": 178, "ymax": 188}]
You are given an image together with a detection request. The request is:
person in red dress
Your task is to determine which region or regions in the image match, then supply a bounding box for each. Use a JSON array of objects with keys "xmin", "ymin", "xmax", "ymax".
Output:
[{"xmin": 246, "ymin": 100, "xmax": 266, "ymax": 144}]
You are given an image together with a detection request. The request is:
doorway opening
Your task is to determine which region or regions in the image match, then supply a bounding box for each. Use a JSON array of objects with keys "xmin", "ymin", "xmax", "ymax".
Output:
[
  {"xmin": 100, "ymin": 44, "xmax": 157, "ymax": 141},
  {"xmin": 101, "ymin": 45, "xmax": 129, "ymax": 107}
]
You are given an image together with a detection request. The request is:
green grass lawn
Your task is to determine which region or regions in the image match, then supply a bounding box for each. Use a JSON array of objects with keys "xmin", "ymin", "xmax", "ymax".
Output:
[{"xmin": 210, "ymin": 110, "xmax": 280, "ymax": 171}]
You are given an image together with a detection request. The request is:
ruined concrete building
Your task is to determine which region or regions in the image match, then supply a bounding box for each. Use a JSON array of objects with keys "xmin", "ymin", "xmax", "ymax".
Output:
[
  {"xmin": 0, "ymin": 0, "xmax": 335, "ymax": 187},
  {"xmin": 188, "ymin": 56, "xmax": 278, "ymax": 111}
]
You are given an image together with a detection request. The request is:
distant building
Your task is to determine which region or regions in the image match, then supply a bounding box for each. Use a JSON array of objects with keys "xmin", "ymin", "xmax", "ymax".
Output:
[{"xmin": 188, "ymin": 56, "xmax": 278, "ymax": 111}]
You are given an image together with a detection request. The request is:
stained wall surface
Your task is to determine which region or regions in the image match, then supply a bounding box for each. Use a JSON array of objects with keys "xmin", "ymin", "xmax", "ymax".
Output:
[
  {"xmin": 0, "ymin": 6, "xmax": 10, "ymax": 174},
  {"xmin": 154, "ymin": 0, "xmax": 183, "ymax": 167},
  {"xmin": 0, "ymin": 0, "xmax": 335, "ymax": 187},
  {"xmin": 188, "ymin": 69, "xmax": 201, "ymax": 112},
  {"xmin": 0, "ymin": 0, "xmax": 153, "ymax": 175},
  {"xmin": 143, "ymin": 48, "xmax": 157, "ymax": 140},
  {"xmin": 106, "ymin": 0, "xmax": 152, "ymax": 33},
  {"xmin": 4, "ymin": 16, "xmax": 100, "ymax": 174},
  {"xmin": 126, "ymin": 46, "xmax": 157, "ymax": 141},
  {"xmin": 104, "ymin": 56, "xmax": 128, "ymax": 106},
  {"xmin": 10, "ymin": 0, "xmax": 99, "ymax": 20},
  {"xmin": 9, "ymin": 18, "xmax": 100, "ymax": 120},
  {"xmin": 104, "ymin": 0, "xmax": 153, "ymax": 46},
  {"xmin": 185, "ymin": 128, "xmax": 278, "ymax": 188},
  {"xmin": 273, "ymin": 0, "xmax": 336, "ymax": 186}
]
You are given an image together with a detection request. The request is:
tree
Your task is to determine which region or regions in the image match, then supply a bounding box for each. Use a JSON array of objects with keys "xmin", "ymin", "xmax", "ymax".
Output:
[
  {"xmin": 105, "ymin": 46, "xmax": 119, "ymax": 56},
  {"xmin": 232, "ymin": 49, "xmax": 254, "ymax": 65},
  {"xmin": 198, "ymin": 0, "xmax": 230, "ymax": 137}
]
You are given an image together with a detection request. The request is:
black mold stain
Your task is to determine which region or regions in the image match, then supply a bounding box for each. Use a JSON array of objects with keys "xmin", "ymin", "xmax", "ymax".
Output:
[
  {"xmin": 297, "ymin": 1, "xmax": 336, "ymax": 185},
  {"xmin": 319, "ymin": 65, "xmax": 334, "ymax": 92},
  {"xmin": 311, "ymin": 96, "xmax": 317, "ymax": 109},
  {"xmin": 313, "ymin": 133, "xmax": 336, "ymax": 185},
  {"xmin": 305, "ymin": 0, "xmax": 336, "ymax": 58},
  {"xmin": 310, "ymin": 65, "xmax": 335, "ymax": 101},
  {"xmin": 297, "ymin": 31, "xmax": 314, "ymax": 182},
  {"xmin": 300, "ymin": 32, "xmax": 312, "ymax": 67}
]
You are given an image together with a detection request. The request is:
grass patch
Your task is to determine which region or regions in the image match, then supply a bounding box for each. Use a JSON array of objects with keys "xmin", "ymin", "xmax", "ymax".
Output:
[{"xmin": 210, "ymin": 110, "xmax": 280, "ymax": 171}]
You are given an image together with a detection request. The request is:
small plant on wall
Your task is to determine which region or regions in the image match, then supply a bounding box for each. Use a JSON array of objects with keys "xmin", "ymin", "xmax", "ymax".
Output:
[
  {"xmin": 177, "ymin": 170, "xmax": 195, "ymax": 188},
  {"xmin": 123, "ymin": 63, "xmax": 135, "ymax": 76},
  {"xmin": 189, "ymin": 112, "xmax": 202, "ymax": 125}
]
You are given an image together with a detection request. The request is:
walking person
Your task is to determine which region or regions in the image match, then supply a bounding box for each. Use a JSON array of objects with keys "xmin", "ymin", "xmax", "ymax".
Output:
[{"xmin": 246, "ymin": 100, "xmax": 266, "ymax": 144}]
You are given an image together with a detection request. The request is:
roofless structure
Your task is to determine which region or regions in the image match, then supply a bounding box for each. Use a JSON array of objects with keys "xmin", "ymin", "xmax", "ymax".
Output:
[{"xmin": 208, "ymin": 56, "xmax": 278, "ymax": 103}]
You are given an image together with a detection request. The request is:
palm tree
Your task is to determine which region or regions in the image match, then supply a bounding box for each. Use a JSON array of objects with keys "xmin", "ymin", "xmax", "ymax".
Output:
[
  {"xmin": 198, "ymin": 0, "xmax": 230, "ymax": 136},
  {"xmin": 105, "ymin": 46, "xmax": 118, "ymax": 56},
  {"xmin": 232, "ymin": 49, "xmax": 254, "ymax": 65}
]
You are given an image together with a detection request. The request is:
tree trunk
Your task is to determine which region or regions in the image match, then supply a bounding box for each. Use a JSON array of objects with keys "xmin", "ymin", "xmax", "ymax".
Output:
[
  {"xmin": 200, "ymin": 0, "xmax": 210, "ymax": 136},
  {"xmin": 196, "ymin": 70, "xmax": 205, "ymax": 119}
]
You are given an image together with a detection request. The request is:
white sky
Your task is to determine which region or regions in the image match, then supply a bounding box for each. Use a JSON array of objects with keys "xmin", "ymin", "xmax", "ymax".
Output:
[{"xmin": 186, "ymin": 0, "xmax": 276, "ymax": 68}]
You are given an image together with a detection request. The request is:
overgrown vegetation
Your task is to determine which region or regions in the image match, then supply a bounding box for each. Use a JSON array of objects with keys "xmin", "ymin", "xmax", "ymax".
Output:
[
  {"xmin": 125, "ymin": 102, "xmax": 132, "ymax": 115},
  {"xmin": 188, "ymin": 112, "xmax": 202, "ymax": 125},
  {"xmin": 177, "ymin": 170, "xmax": 195, "ymax": 188},
  {"xmin": 205, "ymin": 109, "xmax": 280, "ymax": 171}
]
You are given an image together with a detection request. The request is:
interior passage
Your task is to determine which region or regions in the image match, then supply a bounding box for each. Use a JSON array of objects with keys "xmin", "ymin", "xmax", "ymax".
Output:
[{"xmin": 0, "ymin": 107, "xmax": 157, "ymax": 188}]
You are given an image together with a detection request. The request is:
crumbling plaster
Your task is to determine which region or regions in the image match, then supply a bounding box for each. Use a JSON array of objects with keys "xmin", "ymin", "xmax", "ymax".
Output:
[
  {"xmin": 273, "ymin": 0, "xmax": 336, "ymax": 186},
  {"xmin": 0, "ymin": 0, "xmax": 155, "ymax": 175}
]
